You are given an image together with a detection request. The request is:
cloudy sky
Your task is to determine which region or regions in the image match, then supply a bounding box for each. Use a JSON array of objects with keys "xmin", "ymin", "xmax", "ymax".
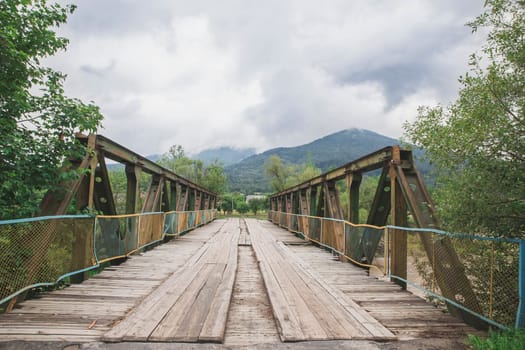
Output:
[{"xmin": 47, "ymin": 0, "xmax": 486, "ymax": 156}]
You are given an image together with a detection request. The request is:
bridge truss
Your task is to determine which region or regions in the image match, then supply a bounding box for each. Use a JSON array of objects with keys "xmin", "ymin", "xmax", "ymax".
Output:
[{"xmin": 269, "ymin": 146, "xmax": 489, "ymax": 329}]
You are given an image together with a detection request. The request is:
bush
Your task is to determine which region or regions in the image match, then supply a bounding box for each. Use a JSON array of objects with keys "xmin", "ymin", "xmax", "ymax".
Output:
[{"xmin": 469, "ymin": 329, "xmax": 525, "ymax": 350}]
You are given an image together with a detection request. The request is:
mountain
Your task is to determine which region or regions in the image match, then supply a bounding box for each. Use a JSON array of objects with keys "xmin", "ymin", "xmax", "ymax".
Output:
[
  {"xmin": 192, "ymin": 147, "xmax": 256, "ymax": 166},
  {"xmin": 225, "ymin": 128, "xmax": 428, "ymax": 193}
]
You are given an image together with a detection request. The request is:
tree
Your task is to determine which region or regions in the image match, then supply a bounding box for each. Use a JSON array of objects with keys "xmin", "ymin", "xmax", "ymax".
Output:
[
  {"xmin": 0, "ymin": 0, "xmax": 103, "ymax": 219},
  {"xmin": 158, "ymin": 146, "xmax": 228, "ymax": 194},
  {"xmin": 236, "ymin": 201, "xmax": 249, "ymax": 214},
  {"xmin": 264, "ymin": 155, "xmax": 322, "ymax": 192},
  {"xmin": 201, "ymin": 160, "xmax": 228, "ymax": 194},
  {"xmin": 264, "ymin": 155, "xmax": 290, "ymax": 192},
  {"xmin": 286, "ymin": 161, "xmax": 322, "ymax": 188},
  {"xmin": 403, "ymin": 0, "xmax": 525, "ymax": 237},
  {"xmin": 219, "ymin": 194, "xmax": 235, "ymax": 214},
  {"xmin": 248, "ymin": 197, "xmax": 265, "ymax": 215}
]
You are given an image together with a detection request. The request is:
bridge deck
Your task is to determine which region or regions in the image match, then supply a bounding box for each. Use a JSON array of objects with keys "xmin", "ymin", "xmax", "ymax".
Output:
[{"xmin": 0, "ymin": 218, "xmax": 478, "ymax": 346}]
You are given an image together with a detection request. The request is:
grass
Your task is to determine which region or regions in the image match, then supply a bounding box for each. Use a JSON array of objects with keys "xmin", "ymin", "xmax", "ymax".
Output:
[
  {"xmin": 469, "ymin": 329, "xmax": 525, "ymax": 350},
  {"xmin": 217, "ymin": 211, "xmax": 269, "ymax": 220}
]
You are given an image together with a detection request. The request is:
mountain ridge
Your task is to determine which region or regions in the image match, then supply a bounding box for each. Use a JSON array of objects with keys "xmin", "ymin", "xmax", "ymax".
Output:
[
  {"xmin": 224, "ymin": 128, "xmax": 427, "ymax": 193},
  {"xmin": 191, "ymin": 146, "xmax": 256, "ymax": 166}
]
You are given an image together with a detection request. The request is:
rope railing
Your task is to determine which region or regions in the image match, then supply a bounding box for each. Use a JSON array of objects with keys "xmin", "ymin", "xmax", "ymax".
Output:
[
  {"xmin": 268, "ymin": 210, "xmax": 525, "ymax": 330},
  {"xmin": 0, "ymin": 209, "xmax": 217, "ymax": 308}
]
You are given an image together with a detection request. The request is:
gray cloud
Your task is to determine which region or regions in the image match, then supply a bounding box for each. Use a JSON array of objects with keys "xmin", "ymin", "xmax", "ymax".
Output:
[{"xmin": 48, "ymin": 0, "xmax": 486, "ymax": 155}]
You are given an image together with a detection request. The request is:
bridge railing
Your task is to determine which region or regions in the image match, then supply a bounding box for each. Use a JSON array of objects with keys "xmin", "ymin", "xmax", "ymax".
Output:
[
  {"xmin": 268, "ymin": 211, "xmax": 387, "ymax": 275},
  {"xmin": 0, "ymin": 209, "xmax": 217, "ymax": 309},
  {"xmin": 390, "ymin": 225, "xmax": 523, "ymax": 330},
  {"xmin": 268, "ymin": 210, "xmax": 524, "ymax": 330}
]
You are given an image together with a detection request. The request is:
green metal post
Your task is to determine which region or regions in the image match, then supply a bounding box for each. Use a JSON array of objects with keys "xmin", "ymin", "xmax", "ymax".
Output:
[{"xmin": 516, "ymin": 241, "xmax": 525, "ymax": 328}]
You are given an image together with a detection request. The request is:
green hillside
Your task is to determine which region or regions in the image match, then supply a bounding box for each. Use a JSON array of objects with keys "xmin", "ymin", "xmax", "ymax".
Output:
[{"xmin": 225, "ymin": 128, "xmax": 428, "ymax": 193}]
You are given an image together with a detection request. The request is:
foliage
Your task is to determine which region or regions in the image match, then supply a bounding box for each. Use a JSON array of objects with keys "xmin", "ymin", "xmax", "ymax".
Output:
[
  {"xmin": 236, "ymin": 201, "xmax": 249, "ymax": 214},
  {"xmin": 264, "ymin": 155, "xmax": 322, "ymax": 192},
  {"xmin": 0, "ymin": 0, "xmax": 103, "ymax": 220},
  {"xmin": 227, "ymin": 129, "xmax": 431, "ymax": 193},
  {"xmin": 218, "ymin": 193, "xmax": 245, "ymax": 214},
  {"xmin": 218, "ymin": 193, "xmax": 235, "ymax": 214},
  {"xmin": 403, "ymin": 0, "xmax": 525, "ymax": 237},
  {"xmin": 285, "ymin": 159, "xmax": 322, "ymax": 188},
  {"xmin": 157, "ymin": 145, "xmax": 228, "ymax": 194},
  {"xmin": 248, "ymin": 197, "xmax": 268, "ymax": 215},
  {"xmin": 337, "ymin": 176, "xmax": 379, "ymax": 224},
  {"xmin": 201, "ymin": 161, "xmax": 228, "ymax": 194},
  {"xmin": 107, "ymin": 169, "xmax": 151, "ymax": 213},
  {"xmin": 264, "ymin": 155, "xmax": 291, "ymax": 192},
  {"xmin": 469, "ymin": 329, "xmax": 525, "ymax": 350}
]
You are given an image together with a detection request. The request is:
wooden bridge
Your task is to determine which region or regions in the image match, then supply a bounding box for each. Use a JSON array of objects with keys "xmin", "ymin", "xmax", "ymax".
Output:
[
  {"xmin": 3, "ymin": 134, "xmax": 521, "ymax": 349},
  {"xmin": 0, "ymin": 218, "xmax": 478, "ymax": 348}
]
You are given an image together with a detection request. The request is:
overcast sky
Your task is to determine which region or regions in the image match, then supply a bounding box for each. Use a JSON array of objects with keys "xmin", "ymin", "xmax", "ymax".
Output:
[{"xmin": 47, "ymin": 0, "xmax": 486, "ymax": 155}]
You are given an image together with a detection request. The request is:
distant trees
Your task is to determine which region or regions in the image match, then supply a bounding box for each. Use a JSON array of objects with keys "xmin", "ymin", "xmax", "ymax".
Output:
[
  {"xmin": 404, "ymin": 0, "xmax": 525, "ymax": 237},
  {"xmin": 263, "ymin": 154, "xmax": 382, "ymax": 224},
  {"xmin": 218, "ymin": 193, "xmax": 236, "ymax": 214},
  {"xmin": 0, "ymin": 0, "xmax": 103, "ymax": 219},
  {"xmin": 236, "ymin": 201, "xmax": 249, "ymax": 214},
  {"xmin": 264, "ymin": 155, "xmax": 322, "ymax": 192},
  {"xmin": 248, "ymin": 197, "xmax": 268, "ymax": 215},
  {"xmin": 264, "ymin": 155, "xmax": 290, "ymax": 192},
  {"xmin": 157, "ymin": 145, "xmax": 228, "ymax": 194}
]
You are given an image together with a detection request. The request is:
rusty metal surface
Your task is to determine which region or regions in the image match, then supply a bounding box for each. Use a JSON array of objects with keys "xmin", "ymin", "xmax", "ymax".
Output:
[
  {"xmin": 40, "ymin": 134, "xmax": 217, "ymax": 217},
  {"xmin": 269, "ymin": 145, "xmax": 484, "ymax": 330}
]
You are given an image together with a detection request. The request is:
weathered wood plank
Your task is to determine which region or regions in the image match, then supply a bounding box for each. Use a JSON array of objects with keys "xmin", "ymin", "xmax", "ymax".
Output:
[
  {"xmin": 247, "ymin": 219, "xmax": 394, "ymax": 342},
  {"xmin": 199, "ymin": 234, "xmax": 239, "ymax": 342}
]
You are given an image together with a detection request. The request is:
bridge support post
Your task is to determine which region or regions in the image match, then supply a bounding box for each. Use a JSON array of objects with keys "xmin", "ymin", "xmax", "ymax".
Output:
[
  {"xmin": 346, "ymin": 173, "xmax": 361, "ymax": 224},
  {"xmin": 389, "ymin": 149, "xmax": 407, "ymax": 289},
  {"xmin": 516, "ymin": 241, "xmax": 525, "ymax": 328},
  {"xmin": 125, "ymin": 165, "xmax": 142, "ymax": 214}
]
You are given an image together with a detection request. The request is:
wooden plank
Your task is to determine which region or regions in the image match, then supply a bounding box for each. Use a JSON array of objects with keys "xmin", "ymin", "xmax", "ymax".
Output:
[
  {"xmin": 199, "ymin": 233, "xmax": 239, "ymax": 342},
  {"xmin": 105, "ymin": 219, "xmax": 239, "ymax": 343},
  {"xmin": 149, "ymin": 221, "xmax": 239, "ymax": 342},
  {"xmin": 258, "ymin": 240, "xmax": 328, "ymax": 340},
  {"xmin": 101, "ymin": 224, "xmax": 222, "ymax": 342},
  {"xmin": 223, "ymin": 246, "xmax": 279, "ymax": 346},
  {"xmin": 281, "ymin": 243, "xmax": 395, "ymax": 339},
  {"xmin": 170, "ymin": 264, "xmax": 226, "ymax": 342},
  {"xmin": 149, "ymin": 263, "xmax": 217, "ymax": 342},
  {"xmin": 274, "ymin": 242, "xmax": 373, "ymax": 339},
  {"xmin": 104, "ymin": 245, "xmax": 212, "ymax": 342},
  {"xmin": 257, "ymin": 262, "xmax": 304, "ymax": 341},
  {"xmin": 250, "ymin": 221, "xmax": 350, "ymax": 341},
  {"xmin": 247, "ymin": 219, "xmax": 396, "ymax": 341}
]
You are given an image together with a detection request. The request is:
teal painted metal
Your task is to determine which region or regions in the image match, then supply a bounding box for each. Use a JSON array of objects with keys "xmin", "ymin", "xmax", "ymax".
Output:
[
  {"xmin": 0, "ymin": 217, "xmax": 100, "ymax": 306},
  {"xmin": 387, "ymin": 225, "xmax": 523, "ymax": 244},
  {"xmin": 0, "ymin": 214, "xmax": 92, "ymax": 225},
  {"xmin": 389, "ymin": 275, "xmax": 504, "ymax": 330},
  {"xmin": 1, "ymin": 210, "xmax": 217, "ymax": 308},
  {"xmin": 0, "ymin": 264, "xmax": 101, "ymax": 306},
  {"xmin": 516, "ymin": 241, "xmax": 525, "ymax": 328}
]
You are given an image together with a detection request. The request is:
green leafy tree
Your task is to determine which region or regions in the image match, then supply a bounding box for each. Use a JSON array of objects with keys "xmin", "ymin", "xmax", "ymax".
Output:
[
  {"xmin": 236, "ymin": 201, "xmax": 249, "ymax": 214},
  {"xmin": 201, "ymin": 160, "xmax": 228, "ymax": 194},
  {"xmin": 248, "ymin": 197, "xmax": 266, "ymax": 215},
  {"xmin": 108, "ymin": 168, "xmax": 127, "ymax": 214},
  {"xmin": 158, "ymin": 145, "xmax": 227, "ymax": 193},
  {"xmin": 219, "ymin": 194, "xmax": 235, "ymax": 214},
  {"xmin": 404, "ymin": 0, "xmax": 525, "ymax": 237},
  {"xmin": 264, "ymin": 155, "xmax": 290, "ymax": 192},
  {"xmin": 285, "ymin": 161, "xmax": 322, "ymax": 188},
  {"xmin": 0, "ymin": 0, "xmax": 103, "ymax": 219},
  {"xmin": 264, "ymin": 155, "xmax": 322, "ymax": 192}
]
